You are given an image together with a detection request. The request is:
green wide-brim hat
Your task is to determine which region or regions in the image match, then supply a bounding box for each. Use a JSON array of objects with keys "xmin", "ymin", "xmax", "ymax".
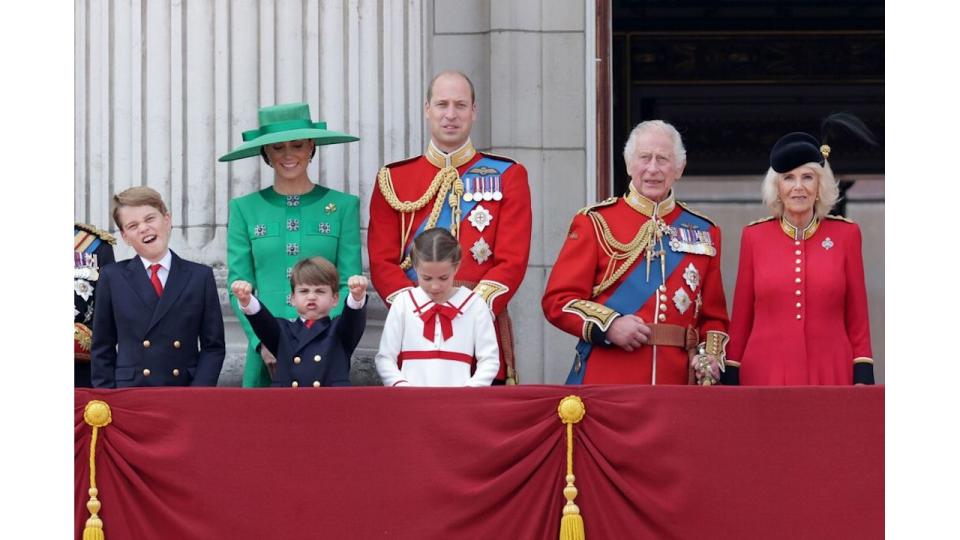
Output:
[{"xmin": 218, "ymin": 102, "xmax": 359, "ymax": 162}]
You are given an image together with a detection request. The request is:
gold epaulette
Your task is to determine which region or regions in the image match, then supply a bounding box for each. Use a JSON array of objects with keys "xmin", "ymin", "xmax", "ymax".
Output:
[
  {"xmin": 383, "ymin": 154, "xmax": 421, "ymax": 169},
  {"xmin": 478, "ymin": 151, "xmax": 517, "ymax": 164},
  {"xmin": 825, "ymin": 214, "xmax": 855, "ymax": 224},
  {"xmin": 75, "ymin": 223, "xmax": 116, "ymax": 245},
  {"xmin": 677, "ymin": 201, "xmax": 717, "ymax": 226},
  {"xmin": 577, "ymin": 197, "xmax": 618, "ymax": 216},
  {"xmin": 746, "ymin": 216, "xmax": 775, "ymax": 227}
]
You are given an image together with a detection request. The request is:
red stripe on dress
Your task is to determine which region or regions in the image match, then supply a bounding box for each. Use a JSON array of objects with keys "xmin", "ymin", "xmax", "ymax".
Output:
[{"xmin": 397, "ymin": 350, "xmax": 475, "ymax": 367}]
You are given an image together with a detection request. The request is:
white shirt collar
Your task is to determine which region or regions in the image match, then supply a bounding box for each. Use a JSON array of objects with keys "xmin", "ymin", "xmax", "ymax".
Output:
[{"xmin": 140, "ymin": 250, "xmax": 172, "ymax": 271}]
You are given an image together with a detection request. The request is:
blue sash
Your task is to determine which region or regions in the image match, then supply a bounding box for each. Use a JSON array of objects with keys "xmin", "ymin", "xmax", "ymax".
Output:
[
  {"xmin": 404, "ymin": 156, "xmax": 513, "ymax": 281},
  {"xmin": 566, "ymin": 208, "xmax": 712, "ymax": 384}
]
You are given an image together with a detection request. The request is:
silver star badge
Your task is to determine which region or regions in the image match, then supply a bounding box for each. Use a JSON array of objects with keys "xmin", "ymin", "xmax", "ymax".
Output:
[
  {"xmin": 822, "ymin": 237, "xmax": 834, "ymax": 250},
  {"xmin": 673, "ymin": 288, "xmax": 691, "ymax": 314},
  {"xmin": 683, "ymin": 263, "xmax": 700, "ymax": 292},
  {"xmin": 470, "ymin": 237, "xmax": 492, "ymax": 264},
  {"xmin": 467, "ymin": 204, "xmax": 493, "ymax": 232}
]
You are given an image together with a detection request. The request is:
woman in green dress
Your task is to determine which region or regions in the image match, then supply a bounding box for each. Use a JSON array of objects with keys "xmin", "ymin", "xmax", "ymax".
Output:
[{"xmin": 220, "ymin": 102, "xmax": 361, "ymax": 387}]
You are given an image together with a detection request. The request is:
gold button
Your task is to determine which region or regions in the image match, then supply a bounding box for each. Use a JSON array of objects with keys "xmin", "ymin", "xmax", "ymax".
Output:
[
  {"xmin": 143, "ymin": 340, "xmax": 151, "ymax": 348},
  {"xmin": 291, "ymin": 381, "xmax": 299, "ymax": 387},
  {"xmin": 795, "ymin": 278, "xmax": 801, "ymax": 283},
  {"xmin": 314, "ymin": 355, "xmax": 322, "ymax": 362},
  {"xmin": 172, "ymin": 368, "xmax": 180, "ymax": 376},
  {"xmin": 659, "ymin": 295, "xmax": 668, "ymax": 302},
  {"xmin": 796, "ymin": 290, "xmax": 802, "ymax": 296},
  {"xmin": 142, "ymin": 368, "xmax": 151, "ymax": 376},
  {"xmin": 794, "ymin": 241, "xmax": 800, "ymax": 246},
  {"xmin": 795, "ymin": 259, "xmax": 801, "ymax": 264},
  {"xmin": 796, "ymin": 302, "xmax": 802, "ymax": 308},
  {"xmin": 795, "ymin": 267, "xmax": 801, "ymax": 273},
  {"xmin": 293, "ymin": 356, "xmax": 301, "ymax": 364},
  {"xmin": 659, "ymin": 304, "xmax": 667, "ymax": 312},
  {"xmin": 795, "ymin": 250, "xmax": 801, "ymax": 256},
  {"xmin": 658, "ymin": 313, "xmax": 666, "ymax": 322},
  {"xmin": 659, "ymin": 285, "xmax": 666, "ymax": 292},
  {"xmin": 796, "ymin": 314, "xmax": 802, "ymax": 320},
  {"xmin": 173, "ymin": 340, "xmax": 181, "ymax": 349},
  {"xmin": 313, "ymin": 381, "xmax": 321, "ymax": 388}
]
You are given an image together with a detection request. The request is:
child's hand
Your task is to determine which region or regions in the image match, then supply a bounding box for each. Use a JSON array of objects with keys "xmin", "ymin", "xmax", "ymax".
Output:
[
  {"xmin": 347, "ymin": 275, "xmax": 368, "ymax": 301},
  {"xmin": 230, "ymin": 280, "xmax": 253, "ymax": 307}
]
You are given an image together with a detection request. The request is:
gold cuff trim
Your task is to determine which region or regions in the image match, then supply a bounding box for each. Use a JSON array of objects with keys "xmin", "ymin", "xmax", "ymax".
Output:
[
  {"xmin": 853, "ymin": 357, "xmax": 874, "ymax": 364},
  {"xmin": 562, "ymin": 299, "xmax": 618, "ymax": 333},
  {"xmin": 705, "ymin": 331, "xmax": 729, "ymax": 358},
  {"xmin": 384, "ymin": 287, "xmax": 413, "ymax": 305},
  {"xmin": 725, "ymin": 360, "xmax": 741, "ymax": 368},
  {"xmin": 474, "ymin": 280, "xmax": 509, "ymax": 310}
]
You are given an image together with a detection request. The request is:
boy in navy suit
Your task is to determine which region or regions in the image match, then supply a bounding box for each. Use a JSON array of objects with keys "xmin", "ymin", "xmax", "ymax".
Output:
[
  {"xmin": 231, "ymin": 257, "xmax": 367, "ymax": 387},
  {"xmin": 91, "ymin": 187, "xmax": 225, "ymax": 387}
]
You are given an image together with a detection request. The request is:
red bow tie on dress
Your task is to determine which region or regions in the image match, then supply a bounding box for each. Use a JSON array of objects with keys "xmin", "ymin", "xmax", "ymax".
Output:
[{"xmin": 420, "ymin": 304, "xmax": 460, "ymax": 342}]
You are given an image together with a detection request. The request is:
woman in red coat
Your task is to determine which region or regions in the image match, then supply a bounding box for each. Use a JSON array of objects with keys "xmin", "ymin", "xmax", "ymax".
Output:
[{"xmin": 724, "ymin": 119, "xmax": 876, "ymax": 386}]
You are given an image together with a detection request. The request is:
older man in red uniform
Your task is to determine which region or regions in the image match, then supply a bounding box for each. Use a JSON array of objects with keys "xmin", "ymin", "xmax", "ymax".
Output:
[
  {"xmin": 367, "ymin": 70, "xmax": 532, "ymax": 384},
  {"xmin": 543, "ymin": 120, "xmax": 729, "ymax": 385}
]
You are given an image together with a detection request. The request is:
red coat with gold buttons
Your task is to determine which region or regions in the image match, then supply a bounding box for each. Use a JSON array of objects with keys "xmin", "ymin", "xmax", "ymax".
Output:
[
  {"xmin": 727, "ymin": 216, "xmax": 873, "ymax": 385},
  {"xmin": 542, "ymin": 189, "xmax": 729, "ymax": 385}
]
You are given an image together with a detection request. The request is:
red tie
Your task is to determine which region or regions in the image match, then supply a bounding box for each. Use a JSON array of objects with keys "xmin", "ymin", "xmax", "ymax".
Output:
[
  {"xmin": 149, "ymin": 264, "xmax": 163, "ymax": 297},
  {"xmin": 419, "ymin": 304, "xmax": 459, "ymax": 343},
  {"xmin": 304, "ymin": 319, "xmax": 315, "ymax": 329}
]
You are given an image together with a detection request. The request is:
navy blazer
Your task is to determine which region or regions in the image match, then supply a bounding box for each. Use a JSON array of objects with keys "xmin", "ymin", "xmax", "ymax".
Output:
[
  {"xmin": 91, "ymin": 251, "xmax": 226, "ymax": 387},
  {"xmin": 246, "ymin": 298, "xmax": 366, "ymax": 387}
]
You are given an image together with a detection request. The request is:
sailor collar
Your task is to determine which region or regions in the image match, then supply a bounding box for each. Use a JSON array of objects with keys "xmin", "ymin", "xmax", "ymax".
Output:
[
  {"xmin": 624, "ymin": 185, "xmax": 676, "ymax": 218},
  {"xmin": 426, "ymin": 139, "xmax": 477, "ymax": 169},
  {"xmin": 779, "ymin": 215, "xmax": 821, "ymax": 240}
]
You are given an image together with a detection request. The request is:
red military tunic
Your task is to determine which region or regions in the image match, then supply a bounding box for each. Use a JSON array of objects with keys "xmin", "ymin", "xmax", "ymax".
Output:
[
  {"xmin": 367, "ymin": 140, "xmax": 532, "ymax": 382},
  {"xmin": 542, "ymin": 187, "xmax": 729, "ymax": 384},
  {"xmin": 727, "ymin": 216, "xmax": 874, "ymax": 385}
]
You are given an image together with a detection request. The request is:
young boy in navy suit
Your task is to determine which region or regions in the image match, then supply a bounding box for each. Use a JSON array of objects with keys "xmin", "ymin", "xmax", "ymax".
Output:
[
  {"xmin": 231, "ymin": 257, "xmax": 367, "ymax": 387},
  {"xmin": 91, "ymin": 187, "xmax": 225, "ymax": 387}
]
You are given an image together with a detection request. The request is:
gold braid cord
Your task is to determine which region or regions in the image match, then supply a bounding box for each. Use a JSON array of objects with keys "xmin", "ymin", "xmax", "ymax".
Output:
[
  {"xmin": 377, "ymin": 166, "xmax": 463, "ymax": 271},
  {"xmin": 83, "ymin": 400, "xmax": 113, "ymax": 540},
  {"xmin": 558, "ymin": 396, "xmax": 587, "ymax": 540},
  {"xmin": 588, "ymin": 212, "xmax": 657, "ymax": 297}
]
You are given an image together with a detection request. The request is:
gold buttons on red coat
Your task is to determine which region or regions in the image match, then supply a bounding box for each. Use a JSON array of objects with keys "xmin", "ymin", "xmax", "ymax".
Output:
[
  {"xmin": 796, "ymin": 290, "xmax": 802, "ymax": 296},
  {"xmin": 795, "ymin": 258, "xmax": 801, "ymax": 264},
  {"xmin": 172, "ymin": 368, "xmax": 180, "ymax": 377},
  {"xmin": 659, "ymin": 294, "xmax": 668, "ymax": 303},
  {"xmin": 795, "ymin": 250, "xmax": 801, "ymax": 256},
  {"xmin": 658, "ymin": 313, "xmax": 666, "ymax": 322},
  {"xmin": 143, "ymin": 340, "xmax": 151, "ymax": 348},
  {"xmin": 173, "ymin": 340, "xmax": 181, "ymax": 349},
  {"xmin": 796, "ymin": 302, "xmax": 802, "ymax": 308},
  {"xmin": 293, "ymin": 356, "xmax": 302, "ymax": 364},
  {"xmin": 142, "ymin": 368, "xmax": 151, "ymax": 376},
  {"xmin": 795, "ymin": 278, "xmax": 801, "ymax": 284},
  {"xmin": 796, "ymin": 314, "xmax": 802, "ymax": 320},
  {"xmin": 659, "ymin": 304, "xmax": 667, "ymax": 312}
]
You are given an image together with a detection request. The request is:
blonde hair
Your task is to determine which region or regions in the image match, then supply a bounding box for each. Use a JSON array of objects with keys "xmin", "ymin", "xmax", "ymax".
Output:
[
  {"xmin": 761, "ymin": 161, "xmax": 839, "ymax": 219},
  {"xmin": 111, "ymin": 186, "xmax": 169, "ymax": 229}
]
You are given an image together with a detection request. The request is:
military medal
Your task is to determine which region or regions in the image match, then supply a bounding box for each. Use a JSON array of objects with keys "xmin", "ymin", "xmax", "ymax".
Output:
[
  {"xmin": 470, "ymin": 237, "xmax": 492, "ymax": 264},
  {"xmin": 483, "ymin": 177, "xmax": 493, "ymax": 201},
  {"xmin": 673, "ymin": 288, "xmax": 691, "ymax": 314},
  {"xmin": 822, "ymin": 237, "xmax": 834, "ymax": 250},
  {"xmin": 463, "ymin": 177, "xmax": 474, "ymax": 202},
  {"xmin": 683, "ymin": 263, "xmax": 700, "ymax": 292},
  {"xmin": 468, "ymin": 204, "xmax": 493, "ymax": 232},
  {"xmin": 473, "ymin": 178, "xmax": 483, "ymax": 202},
  {"xmin": 493, "ymin": 176, "xmax": 503, "ymax": 201}
]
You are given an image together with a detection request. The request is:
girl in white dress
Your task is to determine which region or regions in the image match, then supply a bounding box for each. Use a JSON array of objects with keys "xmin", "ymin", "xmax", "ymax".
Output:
[{"xmin": 375, "ymin": 228, "xmax": 500, "ymax": 387}]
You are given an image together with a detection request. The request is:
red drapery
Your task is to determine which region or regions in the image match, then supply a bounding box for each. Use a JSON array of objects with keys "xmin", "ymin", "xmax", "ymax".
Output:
[{"xmin": 75, "ymin": 386, "xmax": 883, "ymax": 539}]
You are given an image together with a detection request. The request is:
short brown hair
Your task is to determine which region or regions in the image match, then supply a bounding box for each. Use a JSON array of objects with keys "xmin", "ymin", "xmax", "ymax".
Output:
[
  {"xmin": 411, "ymin": 228, "xmax": 462, "ymax": 267},
  {"xmin": 290, "ymin": 256, "xmax": 339, "ymax": 292},
  {"xmin": 111, "ymin": 186, "xmax": 169, "ymax": 230}
]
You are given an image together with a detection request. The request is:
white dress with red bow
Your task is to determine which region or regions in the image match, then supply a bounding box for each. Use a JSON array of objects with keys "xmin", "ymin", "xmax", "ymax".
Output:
[{"xmin": 375, "ymin": 286, "xmax": 500, "ymax": 387}]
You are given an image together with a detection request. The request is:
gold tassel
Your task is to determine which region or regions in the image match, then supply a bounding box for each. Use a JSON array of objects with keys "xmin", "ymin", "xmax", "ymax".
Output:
[
  {"xmin": 557, "ymin": 396, "xmax": 586, "ymax": 540},
  {"xmin": 83, "ymin": 400, "xmax": 112, "ymax": 540}
]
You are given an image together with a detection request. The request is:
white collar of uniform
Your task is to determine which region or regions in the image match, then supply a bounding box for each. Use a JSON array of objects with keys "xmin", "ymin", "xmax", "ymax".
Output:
[{"xmin": 141, "ymin": 250, "xmax": 172, "ymax": 272}]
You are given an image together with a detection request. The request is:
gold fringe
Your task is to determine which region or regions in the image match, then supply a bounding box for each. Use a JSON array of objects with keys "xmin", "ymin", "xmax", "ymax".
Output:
[
  {"xmin": 557, "ymin": 396, "xmax": 586, "ymax": 540},
  {"xmin": 83, "ymin": 400, "xmax": 112, "ymax": 540}
]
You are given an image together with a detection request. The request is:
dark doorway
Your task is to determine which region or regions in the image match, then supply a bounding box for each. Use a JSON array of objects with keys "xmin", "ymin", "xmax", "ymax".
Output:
[{"xmin": 609, "ymin": 0, "xmax": 884, "ymax": 197}]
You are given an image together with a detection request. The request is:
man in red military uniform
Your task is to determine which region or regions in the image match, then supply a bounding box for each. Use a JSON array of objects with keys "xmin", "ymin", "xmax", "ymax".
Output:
[
  {"xmin": 367, "ymin": 70, "xmax": 532, "ymax": 384},
  {"xmin": 542, "ymin": 120, "xmax": 729, "ymax": 385}
]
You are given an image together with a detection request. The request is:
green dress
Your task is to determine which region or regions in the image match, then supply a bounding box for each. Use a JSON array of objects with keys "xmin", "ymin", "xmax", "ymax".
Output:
[{"xmin": 227, "ymin": 185, "xmax": 362, "ymax": 387}]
